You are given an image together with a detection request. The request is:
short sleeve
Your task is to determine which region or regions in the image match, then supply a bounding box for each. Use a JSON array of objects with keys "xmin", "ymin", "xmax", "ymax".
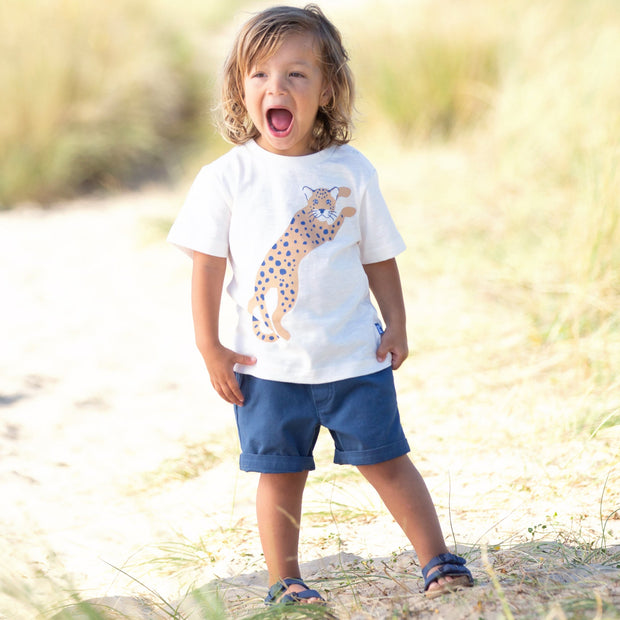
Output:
[
  {"xmin": 358, "ymin": 170, "xmax": 406, "ymax": 264},
  {"xmin": 167, "ymin": 165, "xmax": 231, "ymax": 258}
]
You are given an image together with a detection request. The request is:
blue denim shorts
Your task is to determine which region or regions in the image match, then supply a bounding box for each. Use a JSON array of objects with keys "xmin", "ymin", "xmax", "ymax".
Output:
[{"xmin": 233, "ymin": 368, "xmax": 410, "ymax": 473}]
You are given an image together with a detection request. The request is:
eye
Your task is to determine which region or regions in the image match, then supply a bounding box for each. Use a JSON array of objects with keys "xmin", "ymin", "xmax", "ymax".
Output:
[
  {"xmin": 290, "ymin": 71, "xmax": 305, "ymax": 78},
  {"xmin": 326, "ymin": 199, "xmax": 332, "ymax": 206},
  {"xmin": 313, "ymin": 199, "xmax": 318, "ymax": 205}
]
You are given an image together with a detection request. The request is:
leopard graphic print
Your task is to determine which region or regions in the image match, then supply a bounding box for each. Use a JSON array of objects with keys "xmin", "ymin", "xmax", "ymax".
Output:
[{"xmin": 248, "ymin": 186, "xmax": 355, "ymax": 342}]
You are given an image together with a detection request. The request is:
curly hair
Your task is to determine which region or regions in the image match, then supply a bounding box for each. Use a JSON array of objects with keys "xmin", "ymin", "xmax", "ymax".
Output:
[{"xmin": 217, "ymin": 4, "xmax": 354, "ymax": 152}]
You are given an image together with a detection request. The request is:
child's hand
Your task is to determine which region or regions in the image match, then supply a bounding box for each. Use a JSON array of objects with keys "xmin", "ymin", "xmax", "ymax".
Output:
[
  {"xmin": 376, "ymin": 326, "xmax": 409, "ymax": 370},
  {"xmin": 363, "ymin": 259, "xmax": 408, "ymax": 370},
  {"xmin": 203, "ymin": 344, "xmax": 256, "ymax": 406}
]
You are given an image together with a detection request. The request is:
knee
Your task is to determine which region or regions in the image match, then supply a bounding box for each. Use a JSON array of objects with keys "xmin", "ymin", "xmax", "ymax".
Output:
[
  {"xmin": 259, "ymin": 471, "xmax": 309, "ymax": 491},
  {"xmin": 358, "ymin": 455, "xmax": 413, "ymax": 481}
]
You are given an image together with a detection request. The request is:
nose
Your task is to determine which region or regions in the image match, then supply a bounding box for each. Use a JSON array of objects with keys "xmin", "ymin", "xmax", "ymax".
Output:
[{"xmin": 267, "ymin": 73, "xmax": 287, "ymax": 95}]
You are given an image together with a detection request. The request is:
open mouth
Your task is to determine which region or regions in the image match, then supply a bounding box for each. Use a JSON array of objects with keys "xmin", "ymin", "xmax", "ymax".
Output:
[{"xmin": 267, "ymin": 108, "xmax": 293, "ymax": 135}]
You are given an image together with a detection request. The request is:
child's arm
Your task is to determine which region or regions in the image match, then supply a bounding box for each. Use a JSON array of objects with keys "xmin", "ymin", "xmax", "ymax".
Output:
[
  {"xmin": 191, "ymin": 251, "xmax": 256, "ymax": 405},
  {"xmin": 363, "ymin": 258, "xmax": 409, "ymax": 370}
]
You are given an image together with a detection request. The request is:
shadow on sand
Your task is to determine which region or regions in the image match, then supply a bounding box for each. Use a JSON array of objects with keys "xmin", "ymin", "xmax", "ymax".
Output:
[{"xmin": 53, "ymin": 544, "xmax": 620, "ymax": 619}]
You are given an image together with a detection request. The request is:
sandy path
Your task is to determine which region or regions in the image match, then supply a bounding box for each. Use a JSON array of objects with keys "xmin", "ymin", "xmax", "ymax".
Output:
[
  {"xmin": 0, "ymin": 191, "xmax": 255, "ymax": 603},
  {"xmin": 1, "ymin": 187, "xmax": 618, "ymax": 619}
]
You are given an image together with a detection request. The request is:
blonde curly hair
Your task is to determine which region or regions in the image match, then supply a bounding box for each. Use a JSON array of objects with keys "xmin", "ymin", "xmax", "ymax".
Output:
[{"xmin": 218, "ymin": 4, "xmax": 354, "ymax": 152}]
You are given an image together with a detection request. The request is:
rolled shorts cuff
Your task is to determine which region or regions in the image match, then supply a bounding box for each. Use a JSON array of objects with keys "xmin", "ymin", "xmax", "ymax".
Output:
[
  {"xmin": 334, "ymin": 438, "xmax": 410, "ymax": 466},
  {"xmin": 239, "ymin": 453, "xmax": 316, "ymax": 474}
]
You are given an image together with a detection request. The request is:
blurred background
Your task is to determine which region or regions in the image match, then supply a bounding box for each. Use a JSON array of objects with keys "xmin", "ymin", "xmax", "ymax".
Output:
[
  {"xmin": 1, "ymin": 0, "xmax": 617, "ymax": 203},
  {"xmin": 2, "ymin": 0, "xmax": 618, "ymax": 356}
]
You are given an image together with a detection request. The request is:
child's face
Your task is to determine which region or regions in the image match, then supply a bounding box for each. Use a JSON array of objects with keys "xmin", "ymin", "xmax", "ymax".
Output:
[{"xmin": 244, "ymin": 32, "xmax": 329, "ymax": 157}]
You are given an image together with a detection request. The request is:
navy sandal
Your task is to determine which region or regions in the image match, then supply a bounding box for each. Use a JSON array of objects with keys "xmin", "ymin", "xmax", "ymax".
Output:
[
  {"xmin": 264, "ymin": 577, "xmax": 326, "ymax": 606},
  {"xmin": 422, "ymin": 553, "xmax": 474, "ymax": 599}
]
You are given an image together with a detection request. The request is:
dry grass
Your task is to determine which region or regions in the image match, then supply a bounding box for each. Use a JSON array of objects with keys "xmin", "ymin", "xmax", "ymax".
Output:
[
  {"xmin": 0, "ymin": 0, "xmax": 248, "ymax": 206},
  {"xmin": 348, "ymin": 0, "xmax": 501, "ymax": 140}
]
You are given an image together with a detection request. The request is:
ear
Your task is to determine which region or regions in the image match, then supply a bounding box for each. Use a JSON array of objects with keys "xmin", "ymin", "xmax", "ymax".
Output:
[
  {"xmin": 302, "ymin": 186, "xmax": 314, "ymax": 200},
  {"xmin": 320, "ymin": 84, "xmax": 332, "ymax": 107}
]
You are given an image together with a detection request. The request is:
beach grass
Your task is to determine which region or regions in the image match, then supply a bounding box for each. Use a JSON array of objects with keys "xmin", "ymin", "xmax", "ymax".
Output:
[
  {"xmin": 349, "ymin": 0, "xmax": 501, "ymax": 141},
  {"xmin": 0, "ymin": 0, "xmax": 248, "ymax": 207}
]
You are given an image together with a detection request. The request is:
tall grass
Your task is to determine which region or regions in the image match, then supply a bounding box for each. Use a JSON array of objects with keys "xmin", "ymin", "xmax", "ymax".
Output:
[
  {"xmin": 0, "ymin": 0, "xmax": 246, "ymax": 207},
  {"xmin": 348, "ymin": 1, "xmax": 501, "ymax": 140},
  {"xmin": 344, "ymin": 0, "xmax": 619, "ymax": 438},
  {"xmin": 348, "ymin": 0, "xmax": 620, "ymax": 347},
  {"xmin": 491, "ymin": 0, "xmax": 620, "ymax": 346}
]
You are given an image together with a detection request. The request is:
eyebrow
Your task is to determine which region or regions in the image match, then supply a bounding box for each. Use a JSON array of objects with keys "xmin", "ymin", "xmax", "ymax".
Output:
[{"xmin": 253, "ymin": 57, "xmax": 315, "ymax": 68}]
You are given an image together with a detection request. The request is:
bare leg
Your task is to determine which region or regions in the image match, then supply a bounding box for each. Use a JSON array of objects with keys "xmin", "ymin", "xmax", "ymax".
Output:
[
  {"xmin": 357, "ymin": 455, "xmax": 458, "ymax": 592},
  {"xmin": 256, "ymin": 471, "xmax": 322, "ymax": 603}
]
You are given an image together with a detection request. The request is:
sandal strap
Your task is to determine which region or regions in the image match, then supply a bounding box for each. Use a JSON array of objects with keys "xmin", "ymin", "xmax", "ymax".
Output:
[
  {"xmin": 422, "ymin": 553, "xmax": 465, "ymax": 578},
  {"xmin": 285, "ymin": 588, "xmax": 324, "ymax": 602},
  {"xmin": 422, "ymin": 553, "xmax": 472, "ymax": 591},
  {"xmin": 282, "ymin": 577, "xmax": 308, "ymax": 589},
  {"xmin": 265, "ymin": 577, "xmax": 324, "ymax": 605}
]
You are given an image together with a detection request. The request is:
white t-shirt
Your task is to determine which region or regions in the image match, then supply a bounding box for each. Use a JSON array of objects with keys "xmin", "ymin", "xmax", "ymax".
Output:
[{"xmin": 168, "ymin": 140, "xmax": 406, "ymax": 384}]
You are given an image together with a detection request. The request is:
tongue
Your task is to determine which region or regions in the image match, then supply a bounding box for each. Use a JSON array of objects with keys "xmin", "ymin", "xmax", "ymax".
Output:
[{"xmin": 270, "ymin": 109, "xmax": 292, "ymax": 131}]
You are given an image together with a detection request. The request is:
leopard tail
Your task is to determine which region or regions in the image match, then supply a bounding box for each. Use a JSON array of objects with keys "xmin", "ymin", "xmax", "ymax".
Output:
[{"xmin": 248, "ymin": 296, "xmax": 280, "ymax": 342}]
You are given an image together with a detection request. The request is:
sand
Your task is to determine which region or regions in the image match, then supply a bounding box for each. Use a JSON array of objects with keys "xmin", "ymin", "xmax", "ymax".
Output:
[{"xmin": 1, "ymin": 189, "xmax": 618, "ymax": 619}]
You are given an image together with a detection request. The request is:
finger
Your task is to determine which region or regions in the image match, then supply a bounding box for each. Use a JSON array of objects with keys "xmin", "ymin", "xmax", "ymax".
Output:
[
  {"xmin": 217, "ymin": 382, "xmax": 243, "ymax": 406},
  {"xmin": 211, "ymin": 379, "xmax": 231, "ymax": 404},
  {"xmin": 227, "ymin": 379, "xmax": 245, "ymax": 405},
  {"xmin": 376, "ymin": 342, "xmax": 389, "ymax": 363},
  {"xmin": 211, "ymin": 375, "xmax": 243, "ymax": 406},
  {"xmin": 391, "ymin": 353, "xmax": 404, "ymax": 370},
  {"xmin": 390, "ymin": 347, "xmax": 409, "ymax": 370},
  {"xmin": 224, "ymin": 371, "xmax": 246, "ymax": 406},
  {"xmin": 236, "ymin": 355, "xmax": 257, "ymax": 366}
]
